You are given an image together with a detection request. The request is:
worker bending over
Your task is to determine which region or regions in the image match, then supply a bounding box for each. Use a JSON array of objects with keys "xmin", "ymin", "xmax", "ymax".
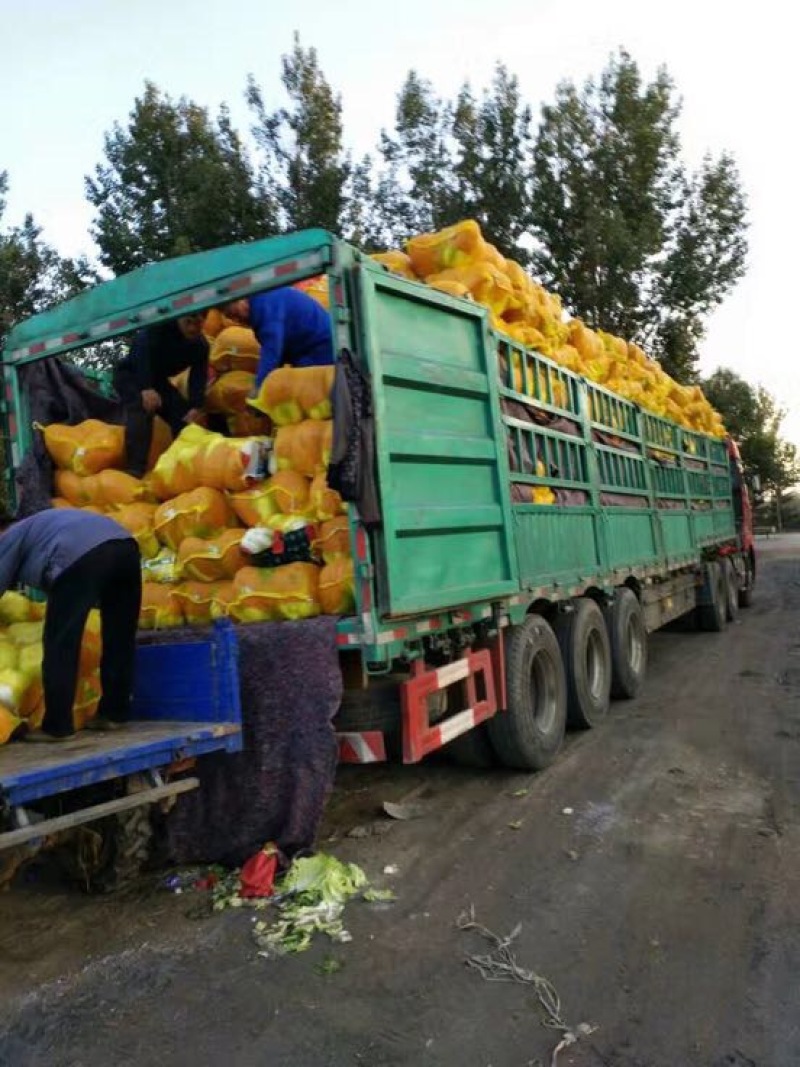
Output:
[
  {"xmin": 0, "ymin": 510, "xmax": 142, "ymax": 741},
  {"xmin": 114, "ymin": 313, "xmax": 209, "ymax": 476},
  {"xmin": 221, "ymin": 287, "xmax": 334, "ymax": 387}
]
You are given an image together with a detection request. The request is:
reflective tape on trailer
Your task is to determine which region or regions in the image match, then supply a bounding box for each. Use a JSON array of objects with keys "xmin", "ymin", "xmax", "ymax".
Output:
[{"xmin": 336, "ymin": 731, "xmax": 387, "ymax": 764}]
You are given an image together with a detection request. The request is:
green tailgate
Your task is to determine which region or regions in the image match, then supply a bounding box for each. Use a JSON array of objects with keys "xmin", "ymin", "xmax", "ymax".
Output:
[{"xmin": 356, "ymin": 264, "xmax": 518, "ymax": 617}]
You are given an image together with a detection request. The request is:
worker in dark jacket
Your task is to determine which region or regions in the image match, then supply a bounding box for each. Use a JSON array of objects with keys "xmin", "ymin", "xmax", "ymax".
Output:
[
  {"xmin": 113, "ymin": 313, "xmax": 209, "ymax": 476},
  {"xmin": 0, "ymin": 510, "xmax": 142, "ymax": 741},
  {"xmin": 221, "ymin": 288, "xmax": 334, "ymax": 387}
]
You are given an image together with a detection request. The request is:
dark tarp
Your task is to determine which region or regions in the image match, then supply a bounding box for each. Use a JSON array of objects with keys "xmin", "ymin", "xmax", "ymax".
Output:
[{"xmin": 146, "ymin": 617, "xmax": 341, "ymax": 865}]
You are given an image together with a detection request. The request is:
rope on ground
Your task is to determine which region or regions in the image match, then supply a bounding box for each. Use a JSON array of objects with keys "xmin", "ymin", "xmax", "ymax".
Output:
[{"xmin": 456, "ymin": 905, "xmax": 596, "ymax": 1067}]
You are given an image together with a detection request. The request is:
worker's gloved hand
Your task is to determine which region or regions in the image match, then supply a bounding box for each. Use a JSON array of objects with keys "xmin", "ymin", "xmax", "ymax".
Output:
[{"xmin": 141, "ymin": 389, "xmax": 162, "ymax": 415}]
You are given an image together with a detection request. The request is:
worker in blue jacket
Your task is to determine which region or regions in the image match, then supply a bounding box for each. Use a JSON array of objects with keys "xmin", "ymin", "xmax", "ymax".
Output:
[
  {"xmin": 0, "ymin": 510, "xmax": 141, "ymax": 741},
  {"xmin": 221, "ymin": 287, "xmax": 334, "ymax": 387}
]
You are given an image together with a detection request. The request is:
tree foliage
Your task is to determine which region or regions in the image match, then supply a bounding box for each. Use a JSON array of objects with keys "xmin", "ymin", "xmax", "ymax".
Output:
[
  {"xmin": 247, "ymin": 35, "xmax": 350, "ymax": 234},
  {"xmin": 86, "ymin": 82, "xmax": 272, "ymax": 275},
  {"xmin": 0, "ymin": 171, "xmax": 94, "ymax": 343},
  {"xmin": 530, "ymin": 50, "xmax": 748, "ymax": 381},
  {"xmin": 702, "ymin": 368, "xmax": 799, "ymax": 503}
]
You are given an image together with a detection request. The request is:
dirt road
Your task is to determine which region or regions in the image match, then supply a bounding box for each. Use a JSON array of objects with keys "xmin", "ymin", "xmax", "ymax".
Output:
[{"xmin": 2, "ymin": 536, "xmax": 799, "ymax": 1067}]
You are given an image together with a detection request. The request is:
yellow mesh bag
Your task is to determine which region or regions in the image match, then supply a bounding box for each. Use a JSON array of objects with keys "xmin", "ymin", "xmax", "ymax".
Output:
[
  {"xmin": 314, "ymin": 516, "xmax": 351, "ymax": 564},
  {"xmin": 39, "ymin": 419, "xmax": 125, "ymax": 475},
  {"xmin": 309, "ymin": 472, "xmax": 345, "ymax": 522},
  {"xmin": 370, "ymin": 251, "xmax": 417, "ymax": 279},
  {"xmin": 406, "ymin": 219, "xmax": 489, "ymax": 277},
  {"xmin": 154, "ymin": 487, "xmax": 237, "ymax": 552},
  {"xmin": 139, "ymin": 583, "xmax": 183, "ymax": 630},
  {"xmin": 273, "ymin": 420, "xmax": 332, "ymax": 476},
  {"xmin": 112, "ymin": 502, "xmax": 160, "ymax": 559},
  {"xmin": 206, "ymin": 371, "xmax": 255, "ymax": 415},
  {"xmin": 249, "ymin": 367, "xmax": 304, "ymax": 425},
  {"xmin": 210, "ymin": 326, "xmax": 260, "ymax": 374},
  {"xmin": 319, "ymin": 558, "xmax": 355, "ymax": 616},
  {"xmin": 178, "ymin": 530, "xmax": 246, "ymax": 582},
  {"xmin": 232, "ymin": 563, "xmax": 321, "ymax": 623}
]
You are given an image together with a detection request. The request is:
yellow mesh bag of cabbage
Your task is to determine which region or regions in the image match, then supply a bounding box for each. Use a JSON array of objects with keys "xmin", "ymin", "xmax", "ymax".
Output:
[
  {"xmin": 0, "ymin": 591, "xmax": 45, "ymax": 626},
  {"xmin": 319, "ymin": 558, "xmax": 355, "ymax": 616},
  {"xmin": 150, "ymin": 424, "xmax": 269, "ymax": 499},
  {"xmin": 249, "ymin": 366, "xmax": 335, "ymax": 425},
  {"xmin": 139, "ymin": 584, "xmax": 184, "ymax": 630},
  {"xmin": 273, "ymin": 420, "xmax": 332, "ymax": 477},
  {"xmin": 55, "ymin": 468, "xmax": 150, "ymax": 509},
  {"xmin": 309, "ymin": 472, "xmax": 345, "ymax": 522},
  {"xmin": 210, "ymin": 326, "xmax": 260, "ymax": 374},
  {"xmin": 172, "ymin": 581, "xmax": 235, "ymax": 625},
  {"xmin": 154, "ymin": 487, "xmax": 237, "ymax": 552},
  {"xmin": 38, "ymin": 419, "xmax": 125, "ymax": 475},
  {"xmin": 229, "ymin": 471, "xmax": 311, "ymax": 527},
  {"xmin": 177, "ymin": 530, "xmax": 246, "ymax": 582},
  {"xmin": 231, "ymin": 563, "xmax": 321, "ymax": 623},
  {"xmin": 205, "ymin": 371, "xmax": 255, "ymax": 415}
]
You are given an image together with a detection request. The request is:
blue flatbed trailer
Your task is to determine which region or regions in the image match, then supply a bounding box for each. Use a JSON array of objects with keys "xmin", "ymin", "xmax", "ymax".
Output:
[{"xmin": 0, "ymin": 621, "xmax": 242, "ymax": 853}]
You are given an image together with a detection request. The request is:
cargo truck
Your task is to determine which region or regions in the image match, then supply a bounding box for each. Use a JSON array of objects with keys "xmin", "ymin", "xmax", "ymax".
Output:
[{"xmin": 0, "ymin": 228, "xmax": 755, "ymax": 828}]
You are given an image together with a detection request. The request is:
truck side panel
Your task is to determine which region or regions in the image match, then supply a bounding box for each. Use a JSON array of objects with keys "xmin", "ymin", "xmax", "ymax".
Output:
[{"xmin": 356, "ymin": 266, "xmax": 519, "ymax": 617}]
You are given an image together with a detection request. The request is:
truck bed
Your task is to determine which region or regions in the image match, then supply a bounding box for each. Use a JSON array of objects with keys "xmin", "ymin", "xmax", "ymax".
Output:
[{"xmin": 0, "ymin": 722, "xmax": 241, "ymax": 807}]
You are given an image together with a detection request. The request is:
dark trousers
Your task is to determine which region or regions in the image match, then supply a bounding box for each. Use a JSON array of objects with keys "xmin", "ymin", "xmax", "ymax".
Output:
[
  {"xmin": 113, "ymin": 367, "xmax": 191, "ymax": 477},
  {"xmin": 42, "ymin": 540, "xmax": 142, "ymax": 736}
]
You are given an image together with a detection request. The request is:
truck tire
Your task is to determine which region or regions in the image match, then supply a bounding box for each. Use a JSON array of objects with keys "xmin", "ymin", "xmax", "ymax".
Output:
[
  {"xmin": 445, "ymin": 724, "xmax": 498, "ymax": 768},
  {"xmin": 697, "ymin": 561, "xmax": 727, "ymax": 632},
  {"xmin": 605, "ymin": 587, "xmax": 647, "ymax": 700},
  {"xmin": 553, "ymin": 598, "xmax": 612, "ymax": 728},
  {"xmin": 487, "ymin": 614, "xmax": 566, "ymax": 771},
  {"xmin": 57, "ymin": 805, "xmax": 154, "ymax": 894},
  {"xmin": 738, "ymin": 554, "xmax": 755, "ymax": 608},
  {"xmin": 724, "ymin": 558, "xmax": 740, "ymax": 622}
]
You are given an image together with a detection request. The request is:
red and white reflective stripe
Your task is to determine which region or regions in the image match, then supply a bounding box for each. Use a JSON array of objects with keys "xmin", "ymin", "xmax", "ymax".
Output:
[
  {"xmin": 415, "ymin": 619, "xmax": 440, "ymax": 634},
  {"xmin": 336, "ymin": 731, "xmax": 387, "ymax": 764},
  {"xmin": 336, "ymin": 632, "xmax": 361, "ymax": 648},
  {"xmin": 401, "ymin": 645, "xmax": 499, "ymax": 763}
]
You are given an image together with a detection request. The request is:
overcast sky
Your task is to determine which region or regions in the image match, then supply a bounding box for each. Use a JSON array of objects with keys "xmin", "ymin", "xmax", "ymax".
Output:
[{"xmin": 2, "ymin": 0, "xmax": 797, "ymax": 443}]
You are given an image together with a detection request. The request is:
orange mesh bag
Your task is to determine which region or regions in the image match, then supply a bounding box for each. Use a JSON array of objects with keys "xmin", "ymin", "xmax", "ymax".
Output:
[
  {"xmin": 406, "ymin": 219, "xmax": 489, "ymax": 277},
  {"xmin": 147, "ymin": 416, "xmax": 173, "ymax": 472},
  {"xmin": 293, "ymin": 366, "xmax": 335, "ymax": 421},
  {"xmin": 172, "ymin": 581, "xmax": 227, "ymax": 626},
  {"xmin": 262, "ymin": 471, "xmax": 311, "ymax": 515},
  {"xmin": 273, "ymin": 420, "xmax": 332, "ymax": 476},
  {"xmin": 371, "ymin": 251, "xmax": 417, "ymax": 279},
  {"xmin": 206, "ymin": 371, "xmax": 255, "ymax": 415},
  {"xmin": 151, "ymin": 426, "xmax": 267, "ymax": 497},
  {"xmin": 427, "ymin": 261, "xmax": 514, "ymax": 317},
  {"xmin": 309, "ymin": 472, "xmax": 345, "ymax": 521},
  {"xmin": 314, "ymin": 516, "xmax": 351, "ymax": 564},
  {"xmin": 426, "ymin": 278, "xmax": 471, "ymax": 299},
  {"xmin": 318, "ymin": 558, "xmax": 355, "ymax": 616},
  {"xmin": 139, "ymin": 583, "xmax": 183, "ymax": 630},
  {"xmin": 229, "ymin": 485, "xmax": 281, "ymax": 527},
  {"xmin": 19, "ymin": 678, "xmax": 44, "ymax": 725},
  {"xmin": 232, "ymin": 563, "xmax": 320, "ymax": 622},
  {"xmin": 55, "ymin": 469, "xmax": 91, "ymax": 506},
  {"xmin": 177, "ymin": 531, "xmax": 245, "ymax": 582},
  {"xmin": 0, "ymin": 704, "xmax": 24, "ymax": 745},
  {"xmin": 210, "ymin": 326, "xmax": 260, "ymax": 374},
  {"xmin": 197, "ymin": 434, "xmax": 265, "ymax": 493},
  {"xmin": 39, "ymin": 419, "xmax": 125, "ymax": 475},
  {"xmin": 154, "ymin": 487, "xmax": 236, "ymax": 552},
  {"xmin": 112, "ymin": 502, "xmax": 160, "ymax": 559},
  {"xmin": 73, "ymin": 672, "xmax": 102, "ymax": 731},
  {"xmin": 249, "ymin": 367, "xmax": 304, "ymax": 425},
  {"xmin": 91, "ymin": 469, "xmax": 150, "ymax": 508},
  {"xmin": 294, "ymin": 275, "xmax": 331, "ymax": 310},
  {"xmin": 210, "ymin": 580, "xmax": 237, "ymax": 619},
  {"xmin": 203, "ymin": 308, "xmax": 238, "ymax": 340},
  {"xmin": 79, "ymin": 610, "xmax": 102, "ymax": 674},
  {"xmin": 227, "ymin": 410, "xmax": 272, "ymax": 437}
]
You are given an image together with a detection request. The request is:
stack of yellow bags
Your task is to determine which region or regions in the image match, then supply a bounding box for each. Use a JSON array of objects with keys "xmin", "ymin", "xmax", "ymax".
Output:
[
  {"xmin": 39, "ymin": 365, "xmax": 355, "ymax": 638},
  {"xmin": 299, "ymin": 220, "xmax": 724, "ymax": 439},
  {"xmin": 0, "ymin": 591, "xmax": 102, "ymax": 746}
]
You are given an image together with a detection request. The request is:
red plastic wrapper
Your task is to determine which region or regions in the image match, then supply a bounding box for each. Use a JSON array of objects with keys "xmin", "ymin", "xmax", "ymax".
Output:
[{"xmin": 239, "ymin": 842, "xmax": 279, "ymax": 899}]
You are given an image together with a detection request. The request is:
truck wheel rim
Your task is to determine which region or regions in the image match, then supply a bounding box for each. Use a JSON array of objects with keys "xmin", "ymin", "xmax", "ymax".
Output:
[
  {"xmin": 625, "ymin": 615, "xmax": 644, "ymax": 676},
  {"xmin": 531, "ymin": 650, "xmax": 558, "ymax": 732},
  {"xmin": 585, "ymin": 629, "xmax": 606, "ymax": 701}
]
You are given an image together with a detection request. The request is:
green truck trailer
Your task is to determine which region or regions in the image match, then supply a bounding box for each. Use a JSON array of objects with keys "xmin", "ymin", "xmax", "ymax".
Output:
[{"xmin": 1, "ymin": 228, "xmax": 756, "ymax": 773}]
